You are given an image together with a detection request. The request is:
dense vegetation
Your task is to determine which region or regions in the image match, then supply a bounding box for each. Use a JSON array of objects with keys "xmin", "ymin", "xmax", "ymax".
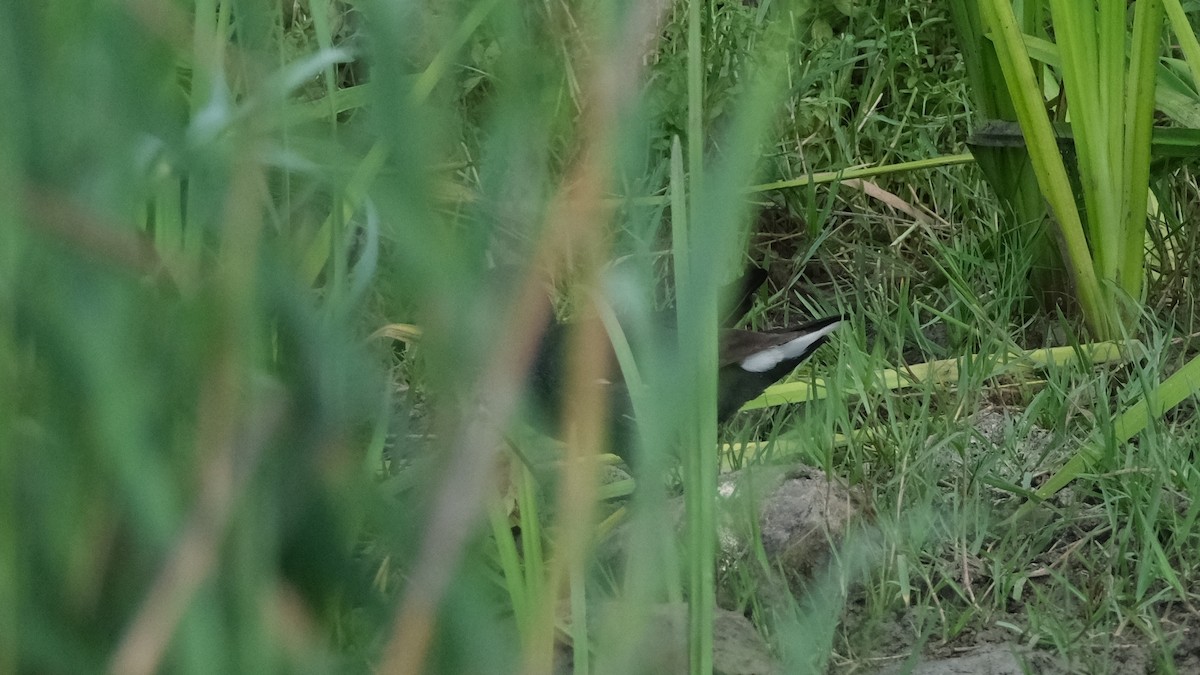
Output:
[{"xmin": 4, "ymin": 0, "xmax": 1200, "ymax": 673}]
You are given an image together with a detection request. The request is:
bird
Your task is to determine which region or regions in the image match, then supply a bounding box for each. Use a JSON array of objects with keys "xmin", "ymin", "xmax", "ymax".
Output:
[
  {"xmin": 523, "ymin": 267, "xmax": 842, "ymax": 462},
  {"xmin": 713, "ymin": 315, "xmax": 843, "ymax": 422}
]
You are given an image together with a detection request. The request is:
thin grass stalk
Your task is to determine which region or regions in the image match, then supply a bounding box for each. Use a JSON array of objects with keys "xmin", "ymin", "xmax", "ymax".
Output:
[
  {"xmin": 153, "ymin": 179, "xmax": 184, "ymax": 263},
  {"xmin": 672, "ymin": 139, "xmax": 716, "ymax": 675},
  {"xmin": 273, "ymin": 6, "xmax": 294, "ymax": 276},
  {"xmin": 681, "ymin": 0, "xmax": 715, "ymax": 670},
  {"xmin": 1022, "ymin": 0, "xmax": 1044, "ymax": 35},
  {"xmin": 533, "ymin": 301, "xmax": 610, "ymax": 675},
  {"xmin": 570, "ymin": 564, "xmax": 590, "ymax": 675},
  {"xmin": 1043, "ymin": 0, "xmax": 1159, "ymax": 311},
  {"xmin": 1048, "ymin": 1, "xmax": 1112, "ymax": 266},
  {"xmin": 1163, "ymin": 0, "xmax": 1200, "ymax": 88},
  {"xmin": 948, "ymin": 0, "xmax": 1059, "ymax": 297},
  {"xmin": 307, "ymin": 0, "xmax": 346, "ymax": 305},
  {"xmin": 0, "ymin": 126, "xmax": 13, "ymax": 672},
  {"xmin": 489, "ymin": 498, "xmax": 530, "ymax": 631},
  {"xmin": 307, "ymin": 0, "xmax": 340, "ymax": 133},
  {"xmin": 627, "ymin": 153, "xmax": 974, "ymax": 206},
  {"xmin": 489, "ymin": 461, "xmax": 553, "ymax": 666},
  {"xmin": 743, "ymin": 340, "xmax": 1132, "ymax": 409},
  {"xmin": 518, "ymin": 463, "xmax": 546, "ymax": 607},
  {"xmin": 947, "ymin": 0, "xmax": 1013, "ymax": 118},
  {"xmin": 678, "ymin": 5, "xmax": 815, "ymax": 665},
  {"xmin": 0, "ymin": 294, "xmax": 14, "ymax": 675},
  {"xmin": 687, "ymin": 0, "xmax": 703, "ymax": 192},
  {"xmin": 1123, "ymin": 0, "xmax": 1166, "ymax": 301},
  {"xmin": 190, "ymin": 0, "xmax": 220, "ymax": 114},
  {"xmin": 748, "ymin": 154, "xmax": 975, "ymax": 193},
  {"xmin": 184, "ymin": 0, "xmax": 226, "ymax": 259},
  {"xmin": 979, "ymin": 0, "xmax": 1110, "ymax": 338},
  {"xmin": 1099, "ymin": 0, "xmax": 1128, "ymax": 239},
  {"xmin": 1098, "ymin": 1, "xmax": 1124, "ymax": 135}
]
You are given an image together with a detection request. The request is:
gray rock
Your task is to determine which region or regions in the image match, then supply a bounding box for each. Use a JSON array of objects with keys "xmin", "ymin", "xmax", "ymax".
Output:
[
  {"xmin": 589, "ymin": 603, "xmax": 780, "ymax": 675},
  {"xmin": 718, "ymin": 464, "xmax": 861, "ymax": 585},
  {"xmin": 713, "ymin": 608, "xmax": 781, "ymax": 675},
  {"xmin": 876, "ymin": 643, "xmax": 1032, "ymax": 675}
]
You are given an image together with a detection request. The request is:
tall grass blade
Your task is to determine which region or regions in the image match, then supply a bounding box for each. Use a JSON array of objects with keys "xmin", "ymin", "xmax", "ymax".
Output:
[{"xmin": 979, "ymin": 0, "xmax": 1110, "ymax": 337}]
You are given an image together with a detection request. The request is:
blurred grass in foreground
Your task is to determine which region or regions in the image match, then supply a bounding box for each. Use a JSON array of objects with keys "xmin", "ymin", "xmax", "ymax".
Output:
[
  {"xmin": 11, "ymin": 0, "xmax": 1200, "ymax": 673},
  {"xmin": 0, "ymin": 0, "xmax": 852, "ymax": 673}
]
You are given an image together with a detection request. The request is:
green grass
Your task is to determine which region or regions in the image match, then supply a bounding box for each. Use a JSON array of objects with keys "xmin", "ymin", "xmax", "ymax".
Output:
[{"xmin": 4, "ymin": 0, "xmax": 1200, "ymax": 673}]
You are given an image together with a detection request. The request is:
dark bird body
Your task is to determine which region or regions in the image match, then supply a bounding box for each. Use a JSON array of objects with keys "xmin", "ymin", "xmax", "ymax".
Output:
[
  {"xmin": 523, "ymin": 269, "xmax": 842, "ymax": 461},
  {"xmin": 714, "ymin": 316, "xmax": 843, "ymax": 422}
]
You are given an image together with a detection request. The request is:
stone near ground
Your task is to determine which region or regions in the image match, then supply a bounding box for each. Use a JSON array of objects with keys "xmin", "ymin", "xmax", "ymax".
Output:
[
  {"xmin": 723, "ymin": 464, "xmax": 860, "ymax": 581},
  {"xmin": 713, "ymin": 608, "xmax": 781, "ymax": 675},
  {"xmin": 601, "ymin": 462, "xmax": 862, "ymax": 595},
  {"xmin": 589, "ymin": 463, "xmax": 860, "ymax": 673},
  {"xmin": 876, "ymin": 643, "xmax": 1032, "ymax": 675}
]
